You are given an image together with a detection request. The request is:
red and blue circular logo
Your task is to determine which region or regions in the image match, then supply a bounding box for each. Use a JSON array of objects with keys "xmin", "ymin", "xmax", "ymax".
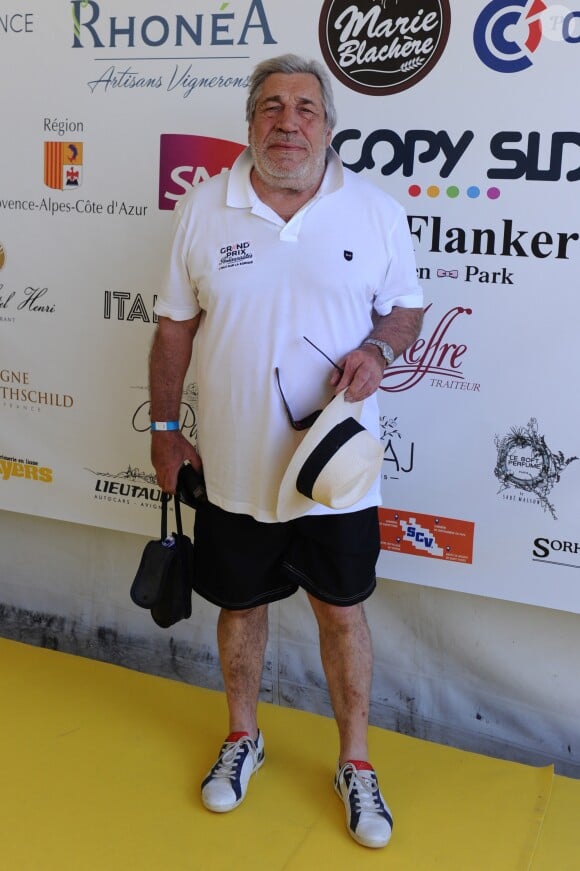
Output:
[{"xmin": 473, "ymin": 0, "xmax": 546, "ymax": 73}]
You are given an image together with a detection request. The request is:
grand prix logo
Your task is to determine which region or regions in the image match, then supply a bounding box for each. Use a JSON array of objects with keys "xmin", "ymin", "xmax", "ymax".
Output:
[{"xmin": 473, "ymin": 0, "xmax": 546, "ymax": 72}]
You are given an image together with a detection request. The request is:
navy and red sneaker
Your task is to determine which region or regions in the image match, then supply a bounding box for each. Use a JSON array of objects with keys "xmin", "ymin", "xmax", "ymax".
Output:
[
  {"xmin": 334, "ymin": 760, "xmax": 393, "ymax": 848},
  {"xmin": 201, "ymin": 731, "xmax": 265, "ymax": 813}
]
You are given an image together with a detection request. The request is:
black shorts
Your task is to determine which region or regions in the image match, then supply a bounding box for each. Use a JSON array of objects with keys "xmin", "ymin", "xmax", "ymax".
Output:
[{"xmin": 191, "ymin": 502, "xmax": 380, "ymax": 610}]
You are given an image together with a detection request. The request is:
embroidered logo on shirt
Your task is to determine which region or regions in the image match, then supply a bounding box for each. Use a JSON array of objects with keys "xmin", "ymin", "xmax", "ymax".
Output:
[
  {"xmin": 344, "ymin": 250, "xmax": 353, "ymax": 261},
  {"xmin": 218, "ymin": 241, "xmax": 254, "ymax": 270}
]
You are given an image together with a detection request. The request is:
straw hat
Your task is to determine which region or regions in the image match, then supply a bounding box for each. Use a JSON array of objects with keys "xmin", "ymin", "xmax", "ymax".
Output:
[{"xmin": 277, "ymin": 390, "xmax": 383, "ymax": 522}]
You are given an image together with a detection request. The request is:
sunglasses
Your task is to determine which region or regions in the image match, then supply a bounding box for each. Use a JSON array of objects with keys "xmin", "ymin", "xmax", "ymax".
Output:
[{"xmin": 275, "ymin": 336, "xmax": 344, "ymax": 431}]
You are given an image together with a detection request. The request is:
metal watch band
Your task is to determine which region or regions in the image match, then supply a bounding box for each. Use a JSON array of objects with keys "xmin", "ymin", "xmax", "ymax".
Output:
[{"xmin": 362, "ymin": 339, "xmax": 395, "ymax": 366}]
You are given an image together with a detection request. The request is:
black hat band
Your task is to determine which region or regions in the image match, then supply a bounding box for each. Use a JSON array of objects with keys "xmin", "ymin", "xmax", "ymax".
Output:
[{"xmin": 295, "ymin": 417, "xmax": 364, "ymax": 499}]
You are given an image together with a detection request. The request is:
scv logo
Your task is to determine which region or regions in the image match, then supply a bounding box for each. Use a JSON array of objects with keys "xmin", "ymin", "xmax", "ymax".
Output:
[
  {"xmin": 401, "ymin": 518, "xmax": 443, "ymax": 556},
  {"xmin": 474, "ymin": 0, "xmax": 546, "ymax": 73}
]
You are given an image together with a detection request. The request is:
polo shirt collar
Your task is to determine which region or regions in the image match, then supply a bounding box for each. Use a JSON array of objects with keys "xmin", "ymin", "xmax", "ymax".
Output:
[{"xmin": 226, "ymin": 146, "xmax": 345, "ymax": 212}]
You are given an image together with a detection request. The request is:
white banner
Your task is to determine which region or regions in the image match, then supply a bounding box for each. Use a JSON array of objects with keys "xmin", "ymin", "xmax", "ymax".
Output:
[{"xmin": 1, "ymin": 1, "xmax": 579, "ymax": 610}]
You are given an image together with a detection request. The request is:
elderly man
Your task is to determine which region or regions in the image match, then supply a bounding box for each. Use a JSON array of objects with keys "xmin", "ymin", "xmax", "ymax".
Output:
[{"xmin": 149, "ymin": 54, "xmax": 423, "ymax": 849}]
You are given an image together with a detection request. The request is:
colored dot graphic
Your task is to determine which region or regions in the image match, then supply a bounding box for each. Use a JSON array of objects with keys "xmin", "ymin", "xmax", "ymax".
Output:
[{"xmin": 407, "ymin": 184, "xmax": 501, "ymax": 200}]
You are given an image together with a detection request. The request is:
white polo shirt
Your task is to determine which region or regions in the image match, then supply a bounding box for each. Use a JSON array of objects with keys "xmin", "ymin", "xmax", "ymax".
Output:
[{"xmin": 155, "ymin": 147, "xmax": 423, "ymax": 522}]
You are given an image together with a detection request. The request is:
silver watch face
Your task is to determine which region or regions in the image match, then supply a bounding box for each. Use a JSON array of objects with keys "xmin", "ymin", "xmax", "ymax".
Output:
[
  {"xmin": 365, "ymin": 339, "xmax": 394, "ymax": 365},
  {"xmin": 380, "ymin": 342, "xmax": 395, "ymax": 365}
]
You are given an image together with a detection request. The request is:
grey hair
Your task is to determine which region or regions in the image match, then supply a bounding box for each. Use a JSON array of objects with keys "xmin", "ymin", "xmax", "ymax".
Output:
[{"xmin": 245, "ymin": 54, "xmax": 337, "ymax": 130}]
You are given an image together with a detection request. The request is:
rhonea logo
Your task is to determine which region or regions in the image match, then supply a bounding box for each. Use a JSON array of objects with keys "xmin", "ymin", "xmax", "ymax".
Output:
[{"xmin": 158, "ymin": 134, "xmax": 245, "ymax": 210}]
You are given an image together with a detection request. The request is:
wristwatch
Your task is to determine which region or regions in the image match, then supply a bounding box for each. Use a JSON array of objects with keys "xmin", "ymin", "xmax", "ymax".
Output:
[{"xmin": 362, "ymin": 338, "xmax": 395, "ymax": 366}]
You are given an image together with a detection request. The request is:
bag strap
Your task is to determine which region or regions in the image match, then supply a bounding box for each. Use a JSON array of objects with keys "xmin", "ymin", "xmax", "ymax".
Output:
[
  {"xmin": 160, "ymin": 492, "xmax": 170, "ymax": 540},
  {"xmin": 160, "ymin": 491, "xmax": 185, "ymax": 540},
  {"xmin": 173, "ymin": 492, "xmax": 184, "ymax": 536}
]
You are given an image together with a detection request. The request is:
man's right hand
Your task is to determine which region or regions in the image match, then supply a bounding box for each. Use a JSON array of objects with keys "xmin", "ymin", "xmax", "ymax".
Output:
[{"xmin": 151, "ymin": 431, "xmax": 202, "ymax": 494}]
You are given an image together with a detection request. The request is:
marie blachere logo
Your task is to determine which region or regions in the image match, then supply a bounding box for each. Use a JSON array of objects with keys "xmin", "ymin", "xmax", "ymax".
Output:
[
  {"xmin": 44, "ymin": 142, "xmax": 83, "ymax": 190},
  {"xmin": 319, "ymin": 0, "xmax": 451, "ymax": 96},
  {"xmin": 494, "ymin": 417, "xmax": 577, "ymax": 518}
]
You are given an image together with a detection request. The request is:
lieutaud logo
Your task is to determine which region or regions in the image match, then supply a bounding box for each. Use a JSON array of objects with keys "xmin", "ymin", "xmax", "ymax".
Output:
[{"xmin": 319, "ymin": 0, "xmax": 451, "ymax": 96}]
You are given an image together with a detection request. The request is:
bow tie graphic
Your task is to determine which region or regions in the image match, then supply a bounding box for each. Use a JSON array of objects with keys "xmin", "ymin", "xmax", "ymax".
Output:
[{"xmin": 437, "ymin": 269, "xmax": 459, "ymax": 278}]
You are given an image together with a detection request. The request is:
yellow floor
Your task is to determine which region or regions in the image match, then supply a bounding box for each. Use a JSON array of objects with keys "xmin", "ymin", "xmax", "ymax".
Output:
[{"xmin": 1, "ymin": 638, "xmax": 578, "ymax": 871}]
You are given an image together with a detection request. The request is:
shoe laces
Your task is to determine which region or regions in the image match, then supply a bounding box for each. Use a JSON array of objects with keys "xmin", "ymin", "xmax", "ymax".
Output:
[
  {"xmin": 343, "ymin": 764, "xmax": 383, "ymax": 814},
  {"xmin": 213, "ymin": 737, "xmax": 254, "ymax": 781}
]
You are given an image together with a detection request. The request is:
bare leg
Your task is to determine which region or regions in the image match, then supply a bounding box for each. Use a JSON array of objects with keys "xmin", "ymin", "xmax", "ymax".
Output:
[
  {"xmin": 217, "ymin": 604, "xmax": 269, "ymax": 739},
  {"xmin": 308, "ymin": 595, "xmax": 372, "ymax": 764}
]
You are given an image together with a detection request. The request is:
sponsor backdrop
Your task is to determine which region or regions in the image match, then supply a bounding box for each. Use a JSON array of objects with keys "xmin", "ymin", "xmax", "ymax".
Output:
[{"xmin": 1, "ymin": 1, "xmax": 579, "ymax": 611}]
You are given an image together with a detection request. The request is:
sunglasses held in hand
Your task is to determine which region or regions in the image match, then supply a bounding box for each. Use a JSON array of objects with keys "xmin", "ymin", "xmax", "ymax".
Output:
[{"xmin": 275, "ymin": 337, "xmax": 344, "ymax": 432}]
